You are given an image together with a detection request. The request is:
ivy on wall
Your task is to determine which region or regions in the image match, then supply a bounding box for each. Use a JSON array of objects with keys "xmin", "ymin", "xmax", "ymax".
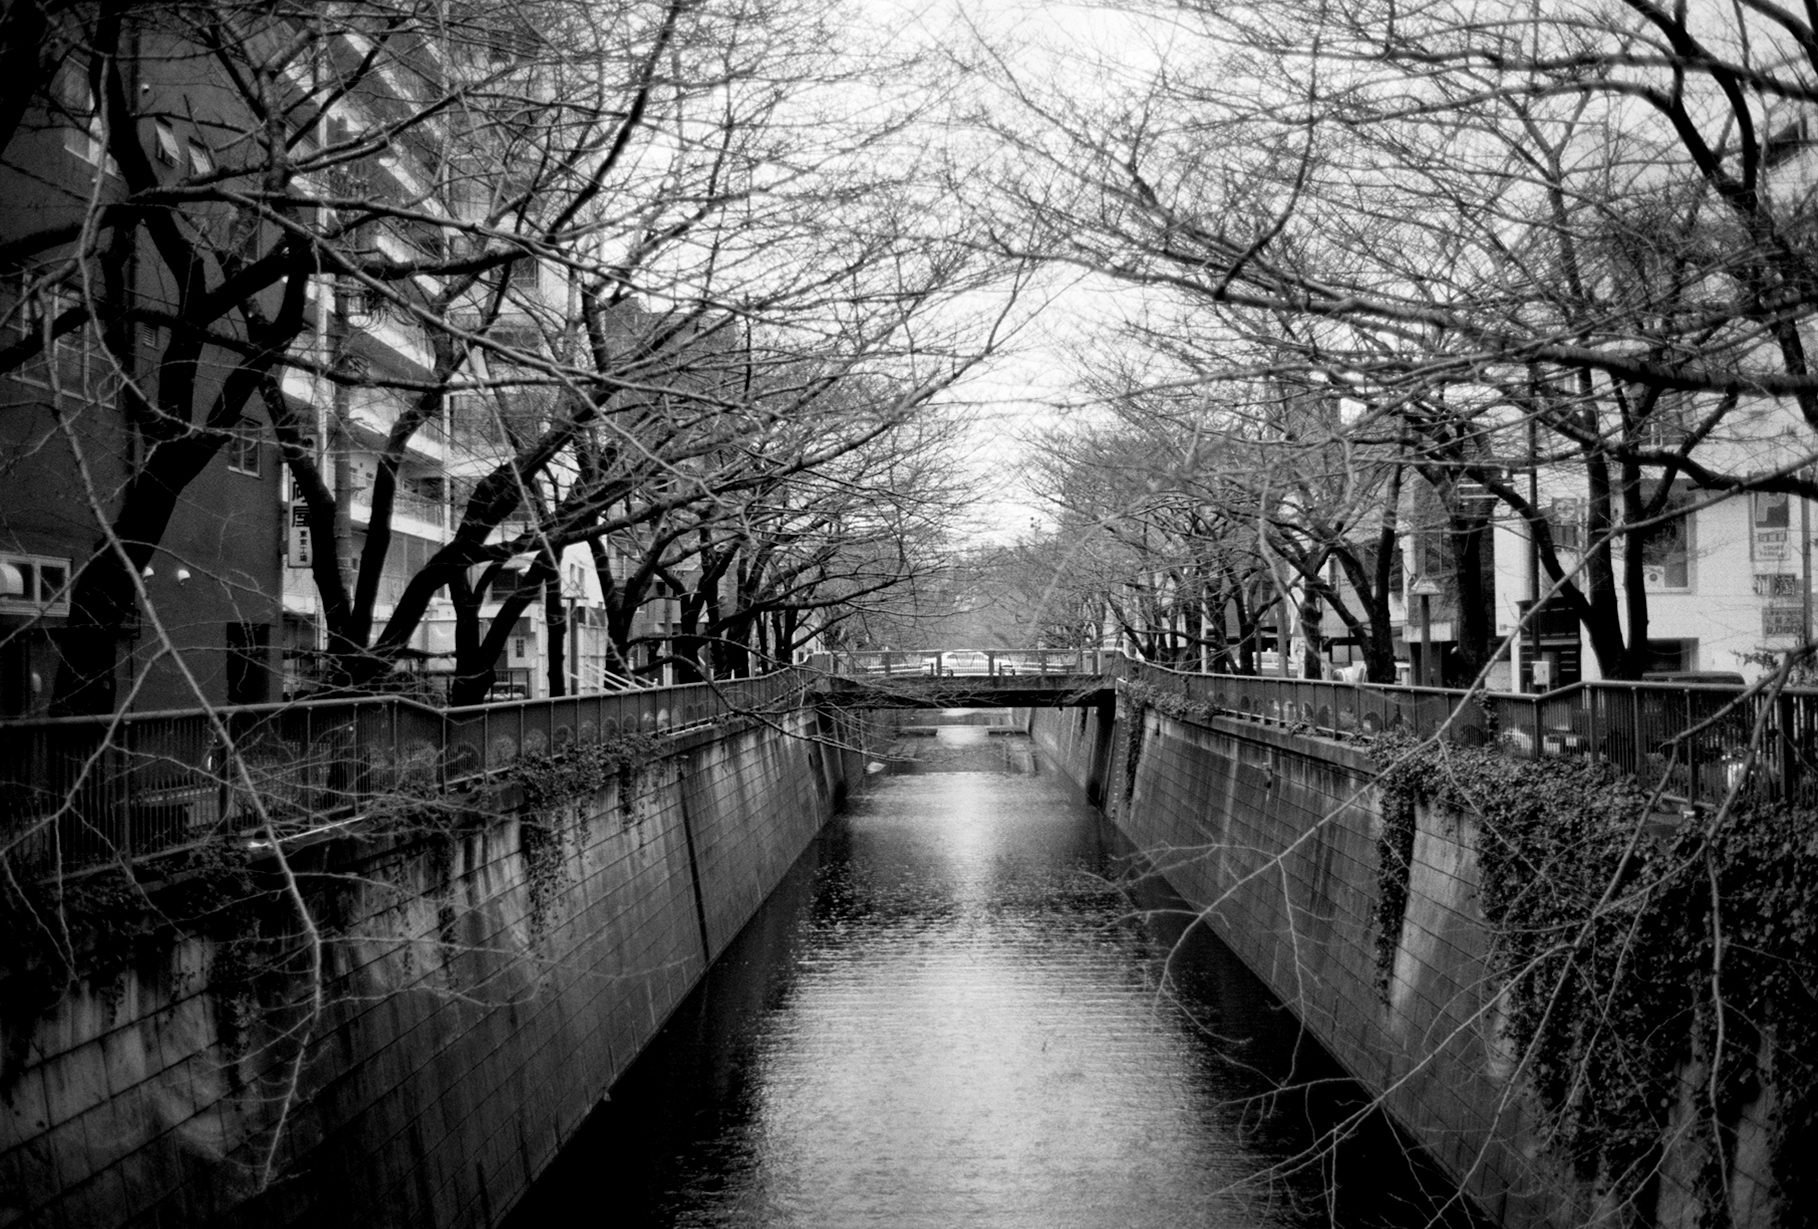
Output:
[
  {"xmin": 507, "ymin": 725, "xmax": 666, "ymax": 944},
  {"xmin": 508, "ymin": 725, "xmax": 664, "ymax": 817},
  {"xmin": 0, "ymin": 840, "xmax": 265, "ymax": 1095},
  {"xmin": 1370, "ymin": 764, "xmax": 1417, "ymax": 1002},
  {"xmin": 1372, "ymin": 733, "xmax": 1817, "ymax": 1226},
  {"xmin": 1117, "ymin": 680, "xmax": 1213, "ymax": 803}
]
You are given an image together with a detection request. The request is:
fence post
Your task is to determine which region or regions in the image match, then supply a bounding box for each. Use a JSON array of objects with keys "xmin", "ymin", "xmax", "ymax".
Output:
[
  {"xmin": 1683, "ymin": 690, "xmax": 1699, "ymax": 801},
  {"xmin": 1636, "ymin": 679, "xmax": 1650, "ymax": 778},
  {"xmin": 1777, "ymin": 689, "xmax": 1797, "ymax": 800},
  {"xmin": 118, "ymin": 714, "xmax": 134, "ymax": 862}
]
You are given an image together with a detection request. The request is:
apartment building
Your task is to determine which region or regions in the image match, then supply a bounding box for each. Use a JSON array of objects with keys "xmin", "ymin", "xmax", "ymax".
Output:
[
  {"xmin": 0, "ymin": 7, "xmax": 637, "ymax": 714},
  {"xmin": 1486, "ymin": 399, "xmax": 1815, "ymax": 687},
  {"xmin": 2, "ymin": 23, "xmax": 287, "ymax": 716}
]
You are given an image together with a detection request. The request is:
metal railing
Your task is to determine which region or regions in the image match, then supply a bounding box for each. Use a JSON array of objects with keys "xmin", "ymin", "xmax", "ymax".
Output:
[
  {"xmin": 8, "ymin": 647, "xmax": 1809, "ymax": 876},
  {"xmin": 1115, "ymin": 658, "xmax": 1818, "ymax": 806},
  {"xmin": 820, "ymin": 648, "xmax": 1115, "ymax": 678},
  {"xmin": 1, "ymin": 672, "xmax": 809, "ymax": 874}
]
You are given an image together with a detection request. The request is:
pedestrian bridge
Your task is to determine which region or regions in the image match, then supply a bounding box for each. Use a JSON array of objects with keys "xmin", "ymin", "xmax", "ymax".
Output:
[{"xmin": 814, "ymin": 648, "xmax": 1115, "ymax": 709}]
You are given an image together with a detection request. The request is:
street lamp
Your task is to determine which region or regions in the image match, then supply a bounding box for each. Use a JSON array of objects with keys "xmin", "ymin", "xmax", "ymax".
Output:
[{"xmin": 1410, "ymin": 574, "xmax": 1443, "ymax": 687}]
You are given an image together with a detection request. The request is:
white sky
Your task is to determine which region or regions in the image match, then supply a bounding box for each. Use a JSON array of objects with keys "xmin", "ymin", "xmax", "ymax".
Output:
[{"xmin": 821, "ymin": 0, "xmax": 1213, "ymax": 544}]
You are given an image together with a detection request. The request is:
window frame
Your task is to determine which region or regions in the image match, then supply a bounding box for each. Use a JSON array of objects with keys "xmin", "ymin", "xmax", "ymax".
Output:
[
  {"xmin": 1636, "ymin": 482, "xmax": 1696, "ymax": 592},
  {"xmin": 227, "ymin": 416, "xmax": 262, "ymax": 477},
  {"xmin": 5, "ymin": 274, "xmax": 99, "ymax": 389},
  {"xmin": 152, "ymin": 119, "xmax": 181, "ymax": 166},
  {"xmin": 0, "ymin": 553, "xmax": 73, "ymax": 618},
  {"xmin": 50, "ymin": 64, "xmax": 118, "ymax": 176}
]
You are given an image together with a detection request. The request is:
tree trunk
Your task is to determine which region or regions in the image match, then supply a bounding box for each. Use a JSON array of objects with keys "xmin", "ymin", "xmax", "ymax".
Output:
[
  {"xmin": 545, "ymin": 569, "xmax": 566, "ymax": 698},
  {"xmin": 51, "ymin": 433, "xmax": 230, "ymax": 714}
]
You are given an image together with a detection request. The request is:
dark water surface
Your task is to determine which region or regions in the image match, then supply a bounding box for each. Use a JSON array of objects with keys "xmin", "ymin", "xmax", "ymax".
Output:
[{"xmin": 506, "ymin": 724, "xmax": 1470, "ymax": 1229}]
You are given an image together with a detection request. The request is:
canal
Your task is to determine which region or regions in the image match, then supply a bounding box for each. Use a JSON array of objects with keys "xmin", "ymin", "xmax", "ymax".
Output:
[{"xmin": 506, "ymin": 720, "xmax": 1474, "ymax": 1228}]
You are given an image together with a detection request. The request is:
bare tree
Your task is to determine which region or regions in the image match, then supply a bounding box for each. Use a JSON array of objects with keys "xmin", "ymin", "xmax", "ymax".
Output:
[
  {"xmin": 0, "ymin": 0, "xmax": 1013, "ymax": 713},
  {"xmin": 972, "ymin": 0, "xmax": 1818, "ymax": 679}
]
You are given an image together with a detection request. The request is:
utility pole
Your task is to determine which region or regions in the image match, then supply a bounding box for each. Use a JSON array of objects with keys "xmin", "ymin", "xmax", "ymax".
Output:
[{"xmin": 1528, "ymin": 414, "xmax": 1542, "ymax": 691}]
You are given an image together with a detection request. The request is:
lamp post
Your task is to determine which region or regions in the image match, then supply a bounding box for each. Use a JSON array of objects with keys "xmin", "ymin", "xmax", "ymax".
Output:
[{"xmin": 1410, "ymin": 575, "xmax": 1443, "ymax": 687}]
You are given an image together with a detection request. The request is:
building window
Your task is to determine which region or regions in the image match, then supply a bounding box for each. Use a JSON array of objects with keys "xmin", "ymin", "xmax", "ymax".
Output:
[
  {"xmin": 1751, "ymin": 490, "xmax": 1792, "ymax": 562},
  {"xmin": 227, "ymin": 416, "xmax": 261, "ymax": 476},
  {"xmin": 153, "ymin": 119, "xmax": 181, "ymax": 166},
  {"xmin": 5, "ymin": 274, "xmax": 45, "ymax": 384},
  {"xmin": 6, "ymin": 273, "xmax": 108, "ymax": 391},
  {"xmin": 1637, "ymin": 484, "xmax": 1694, "ymax": 591},
  {"xmin": 505, "ymin": 257, "xmax": 540, "ymax": 298},
  {"xmin": 188, "ymin": 140, "xmax": 213, "ymax": 175},
  {"xmin": 50, "ymin": 64, "xmax": 116, "ymax": 174},
  {"xmin": 1637, "ymin": 391, "xmax": 1694, "ymax": 448},
  {"xmin": 0, "ymin": 554, "xmax": 72, "ymax": 617},
  {"xmin": 1644, "ymin": 639, "xmax": 1696, "ymax": 675},
  {"xmin": 1547, "ymin": 497, "xmax": 1585, "ymax": 552}
]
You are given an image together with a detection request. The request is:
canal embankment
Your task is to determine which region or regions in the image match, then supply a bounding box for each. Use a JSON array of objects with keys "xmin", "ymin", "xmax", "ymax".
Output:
[
  {"xmin": 504, "ymin": 720, "xmax": 1469, "ymax": 1229},
  {"xmin": 1, "ymin": 707, "xmax": 866, "ymax": 1228},
  {"xmin": 1026, "ymin": 697, "xmax": 1786, "ymax": 1229}
]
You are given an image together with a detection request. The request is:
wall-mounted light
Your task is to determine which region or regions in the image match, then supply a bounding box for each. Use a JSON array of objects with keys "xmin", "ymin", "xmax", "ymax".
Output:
[
  {"xmin": 176, "ymin": 567, "xmax": 192, "ymax": 584},
  {"xmin": 141, "ymin": 565, "xmax": 155, "ymax": 579}
]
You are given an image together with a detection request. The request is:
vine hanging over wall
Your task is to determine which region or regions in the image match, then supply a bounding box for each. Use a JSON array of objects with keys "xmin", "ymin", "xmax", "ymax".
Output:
[
  {"xmin": 508, "ymin": 725, "xmax": 665, "ymax": 817},
  {"xmin": 1370, "ymin": 764, "xmax": 1417, "ymax": 1001},
  {"xmin": 507, "ymin": 724, "xmax": 667, "ymax": 944},
  {"xmin": 1372, "ymin": 733, "xmax": 1818, "ymax": 1227}
]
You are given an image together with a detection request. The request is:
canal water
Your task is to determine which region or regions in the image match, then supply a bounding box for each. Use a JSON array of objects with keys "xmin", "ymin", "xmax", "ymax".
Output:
[{"xmin": 506, "ymin": 722, "xmax": 1473, "ymax": 1229}]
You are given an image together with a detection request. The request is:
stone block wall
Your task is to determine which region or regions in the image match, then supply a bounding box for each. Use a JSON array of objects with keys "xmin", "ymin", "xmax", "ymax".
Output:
[{"xmin": 2, "ymin": 708, "xmax": 850, "ymax": 1229}]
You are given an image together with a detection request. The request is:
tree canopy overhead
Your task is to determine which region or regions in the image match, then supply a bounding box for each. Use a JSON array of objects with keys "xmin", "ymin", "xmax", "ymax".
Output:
[
  {"xmin": 0, "ymin": 0, "xmax": 1017, "ymax": 709},
  {"xmin": 972, "ymin": 0, "xmax": 1818, "ymax": 678}
]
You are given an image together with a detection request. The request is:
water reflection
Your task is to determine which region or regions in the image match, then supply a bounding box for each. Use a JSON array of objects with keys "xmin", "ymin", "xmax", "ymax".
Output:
[{"xmin": 507, "ymin": 726, "xmax": 1470, "ymax": 1229}]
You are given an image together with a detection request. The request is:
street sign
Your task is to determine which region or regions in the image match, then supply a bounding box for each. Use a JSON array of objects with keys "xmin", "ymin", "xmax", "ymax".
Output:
[
  {"xmin": 288, "ymin": 503, "xmax": 313, "ymax": 567},
  {"xmin": 1763, "ymin": 605, "xmax": 1803, "ymax": 637}
]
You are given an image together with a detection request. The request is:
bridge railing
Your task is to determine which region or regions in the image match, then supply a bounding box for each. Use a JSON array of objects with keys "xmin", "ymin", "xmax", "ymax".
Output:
[
  {"xmin": 1116, "ymin": 658, "xmax": 1818, "ymax": 805},
  {"xmin": 824, "ymin": 648, "xmax": 1115, "ymax": 677},
  {"xmin": 1, "ymin": 671, "xmax": 810, "ymax": 874}
]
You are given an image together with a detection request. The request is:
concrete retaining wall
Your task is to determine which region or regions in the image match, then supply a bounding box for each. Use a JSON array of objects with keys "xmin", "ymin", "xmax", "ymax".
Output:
[
  {"xmin": 1, "ymin": 708, "xmax": 857, "ymax": 1229},
  {"xmin": 1030, "ymin": 697, "xmax": 1788, "ymax": 1229},
  {"xmin": 1029, "ymin": 702, "xmax": 1557, "ymax": 1227}
]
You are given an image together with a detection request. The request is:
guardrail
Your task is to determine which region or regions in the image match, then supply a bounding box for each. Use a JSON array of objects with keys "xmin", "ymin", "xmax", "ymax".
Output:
[
  {"xmin": 1, "ymin": 672, "xmax": 808, "ymax": 874},
  {"xmin": 1116, "ymin": 659, "xmax": 1818, "ymax": 806}
]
